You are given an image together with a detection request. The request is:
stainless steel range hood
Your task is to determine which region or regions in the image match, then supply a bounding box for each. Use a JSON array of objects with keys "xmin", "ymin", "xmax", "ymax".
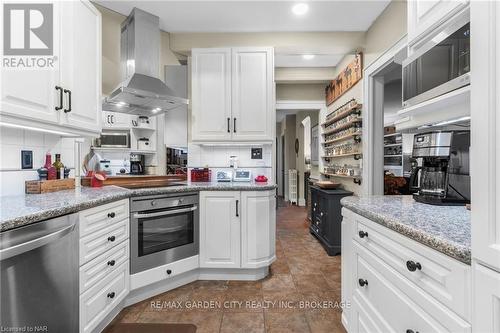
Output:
[{"xmin": 102, "ymin": 8, "xmax": 188, "ymax": 116}]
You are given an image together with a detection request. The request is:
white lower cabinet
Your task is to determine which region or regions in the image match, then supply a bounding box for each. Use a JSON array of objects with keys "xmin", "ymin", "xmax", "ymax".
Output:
[
  {"xmin": 342, "ymin": 208, "xmax": 471, "ymax": 333},
  {"xmin": 199, "ymin": 190, "xmax": 276, "ymax": 269},
  {"xmin": 473, "ymin": 262, "xmax": 500, "ymax": 333}
]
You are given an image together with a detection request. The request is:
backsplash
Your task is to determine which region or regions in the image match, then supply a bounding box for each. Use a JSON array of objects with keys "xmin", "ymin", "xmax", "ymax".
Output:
[
  {"xmin": 187, "ymin": 143, "xmax": 273, "ymax": 182},
  {"xmin": 0, "ymin": 127, "xmax": 79, "ymax": 196}
]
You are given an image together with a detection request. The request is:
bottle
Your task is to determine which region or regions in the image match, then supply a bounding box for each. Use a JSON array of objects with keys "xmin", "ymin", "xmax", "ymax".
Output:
[
  {"xmin": 52, "ymin": 154, "xmax": 64, "ymax": 179},
  {"xmin": 44, "ymin": 153, "xmax": 57, "ymax": 180}
]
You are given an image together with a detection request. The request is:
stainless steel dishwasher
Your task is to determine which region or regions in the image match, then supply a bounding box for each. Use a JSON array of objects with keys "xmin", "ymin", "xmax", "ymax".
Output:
[{"xmin": 0, "ymin": 214, "xmax": 78, "ymax": 332}]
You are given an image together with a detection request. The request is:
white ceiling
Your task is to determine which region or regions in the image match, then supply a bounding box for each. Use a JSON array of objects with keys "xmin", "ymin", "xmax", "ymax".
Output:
[
  {"xmin": 96, "ymin": 1, "xmax": 390, "ymax": 33},
  {"xmin": 275, "ymin": 53, "xmax": 344, "ymax": 67}
]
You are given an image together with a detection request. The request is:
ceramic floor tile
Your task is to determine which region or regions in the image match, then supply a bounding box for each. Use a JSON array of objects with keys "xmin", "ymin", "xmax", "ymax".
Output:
[
  {"xmin": 262, "ymin": 274, "xmax": 296, "ymax": 292},
  {"xmin": 220, "ymin": 312, "xmax": 265, "ymax": 333},
  {"xmin": 264, "ymin": 312, "xmax": 311, "ymax": 333}
]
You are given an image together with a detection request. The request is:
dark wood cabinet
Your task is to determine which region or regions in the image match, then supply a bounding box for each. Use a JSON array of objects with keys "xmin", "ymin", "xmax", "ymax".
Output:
[{"xmin": 310, "ymin": 186, "xmax": 353, "ymax": 255}]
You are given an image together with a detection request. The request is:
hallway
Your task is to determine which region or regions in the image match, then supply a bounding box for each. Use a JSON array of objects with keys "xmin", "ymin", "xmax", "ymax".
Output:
[{"xmin": 107, "ymin": 203, "xmax": 345, "ymax": 333}]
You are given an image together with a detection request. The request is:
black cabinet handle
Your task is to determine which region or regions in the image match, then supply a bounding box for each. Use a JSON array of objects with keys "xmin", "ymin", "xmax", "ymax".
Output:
[
  {"xmin": 107, "ymin": 114, "xmax": 111, "ymax": 124},
  {"xmin": 107, "ymin": 212, "xmax": 116, "ymax": 218},
  {"xmin": 358, "ymin": 230, "xmax": 368, "ymax": 238},
  {"xmin": 236, "ymin": 199, "xmax": 239, "ymax": 217},
  {"xmin": 233, "ymin": 118, "xmax": 236, "ymax": 133},
  {"xmin": 406, "ymin": 260, "xmax": 422, "ymax": 272},
  {"xmin": 107, "ymin": 260, "xmax": 116, "ymax": 266},
  {"xmin": 166, "ymin": 269, "xmax": 172, "ymax": 275},
  {"xmin": 63, "ymin": 89, "xmax": 72, "ymax": 113},
  {"xmin": 358, "ymin": 279, "xmax": 368, "ymax": 287},
  {"xmin": 111, "ymin": 114, "xmax": 114, "ymax": 124},
  {"xmin": 107, "ymin": 292, "xmax": 115, "ymax": 299},
  {"xmin": 107, "ymin": 235, "xmax": 116, "ymax": 242},
  {"xmin": 227, "ymin": 117, "xmax": 230, "ymax": 133},
  {"xmin": 406, "ymin": 330, "xmax": 419, "ymax": 333},
  {"xmin": 55, "ymin": 86, "xmax": 63, "ymax": 110}
]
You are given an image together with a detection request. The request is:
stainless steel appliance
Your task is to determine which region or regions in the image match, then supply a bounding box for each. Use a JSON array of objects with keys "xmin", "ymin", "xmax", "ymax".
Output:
[
  {"xmin": 96, "ymin": 131, "xmax": 130, "ymax": 148},
  {"xmin": 102, "ymin": 8, "xmax": 188, "ymax": 116},
  {"xmin": 409, "ymin": 131, "xmax": 470, "ymax": 205},
  {"xmin": 130, "ymin": 153, "xmax": 145, "ymax": 175},
  {"xmin": 0, "ymin": 215, "xmax": 78, "ymax": 331},
  {"xmin": 130, "ymin": 193, "xmax": 199, "ymax": 274},
  {"xmin": 402, "ymin": 11, "xmax": 470, "ymax": 107}
]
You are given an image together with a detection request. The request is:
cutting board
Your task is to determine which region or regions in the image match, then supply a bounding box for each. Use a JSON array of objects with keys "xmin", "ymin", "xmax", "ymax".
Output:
[{"xmin": 81, "ymin": 175, "xmax": 187, "ymax": 188}]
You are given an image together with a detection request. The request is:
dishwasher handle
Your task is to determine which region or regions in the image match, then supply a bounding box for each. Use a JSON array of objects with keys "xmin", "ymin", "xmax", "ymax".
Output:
[
  {"xmin": 0, "ymin": 224, "xmax": 75, "ymax": 261},
  {"xmin": 133, "ymin": 205, "xmax": 198, "ymax": 219}
]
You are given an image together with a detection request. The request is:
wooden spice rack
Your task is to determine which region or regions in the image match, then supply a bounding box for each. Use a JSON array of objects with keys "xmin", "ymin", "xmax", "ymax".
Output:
[
  {"xmin": 322, "ymin": 103, "xmax": 362, "ymax": 127},
  {"xmin": 320, "ymin": 172, "xmax": 362, "ymax": 185},
  {"xmin": 322, "ymin": 152, "xmax": 363, "ymax": 160},
  {"xmin": 323, "ymin": 133, "xmax": 362, "ymax": 145},
  {"xmin": 322, "ymin": 118, "xmax": 362, "ymax": 136}
]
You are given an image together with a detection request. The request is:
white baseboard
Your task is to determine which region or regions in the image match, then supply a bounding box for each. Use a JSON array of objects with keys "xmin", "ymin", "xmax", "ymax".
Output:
[{"xmin": 298, "ymin": 198, "xmax": 306, "ymax": 206}]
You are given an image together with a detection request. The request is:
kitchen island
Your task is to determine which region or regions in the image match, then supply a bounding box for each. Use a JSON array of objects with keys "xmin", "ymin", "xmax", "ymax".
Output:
[{"xmin": 340, "ymin": 195, "xmax": 472, "ymax": 333}]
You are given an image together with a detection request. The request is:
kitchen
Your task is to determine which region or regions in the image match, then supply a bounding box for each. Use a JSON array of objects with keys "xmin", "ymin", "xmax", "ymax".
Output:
[{"xmin": 0, "ymin": 1, "xmax": 499, "ymax": 333}]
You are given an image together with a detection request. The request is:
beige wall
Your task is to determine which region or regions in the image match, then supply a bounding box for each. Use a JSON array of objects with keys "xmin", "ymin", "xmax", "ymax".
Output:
[
  {"xmin": 364, "ymin": 0, "xmax": 407, "ymax": 67},
  {"xmin": 276, "ymin": 84, "xmax": 325, "ymax": 101}
]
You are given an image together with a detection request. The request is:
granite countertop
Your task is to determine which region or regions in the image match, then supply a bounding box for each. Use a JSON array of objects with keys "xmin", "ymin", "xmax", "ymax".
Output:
[
  {"xmin": 0, "ymin": 182, "xmax": 277, "ymax": 232},
  {"xmin": 341, "ymin": 195, "xmax": 471, "ymax": 264}
]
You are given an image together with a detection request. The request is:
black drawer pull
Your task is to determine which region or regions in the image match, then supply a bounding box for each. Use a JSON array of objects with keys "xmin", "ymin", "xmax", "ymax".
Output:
[
  {"xmin": 358, "ymin": 230, "xmax": 368, "ymax": 238},
  {"xmin": 406, "ymin": 260, "xmax": 422, "ymax": 272},
  {"xmin": 107, "ymin": 260, "xmax": 116, "ymax": 266},
  {"xmin": 358, "ymin": 279, "xmax": 368, "ymax": 287},
  {"xmin": 107, "ymin": 292, "xmax": 115, "ymax": 299},
  {"xmin": 406, "ymin": 330, "xmax": 419, "ymax": 333},
  {"xmin": 63, "ymin": 89, "xmax": 72, "ymax": 113},
  {"xmin": 227, "ymin": 117, "xmax": 230, "ymax": 133},
  {"xmin": 107, "ymin": 212, "xmax": 116, "ymax": 218},
  {"xmin": 55, "ymin": 86, "xmax": 63, "ymax": 111},
  {"xmin": 107, "ymin": 235, "xmax": 116, "ymax": 242},
  {"xmin": 166, "ymin": 269, "xmax": 172, "ymax": 275}
]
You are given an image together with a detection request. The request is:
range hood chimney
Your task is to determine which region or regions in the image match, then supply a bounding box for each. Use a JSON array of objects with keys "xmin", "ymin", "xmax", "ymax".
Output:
[{"xmin": 102, "ymin": 8, "xmax": 188, "ymax": 116}]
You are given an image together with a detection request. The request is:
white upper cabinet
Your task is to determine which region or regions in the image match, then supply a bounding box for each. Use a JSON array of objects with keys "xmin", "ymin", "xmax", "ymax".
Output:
[
  {"xmin": 191, "ymin": 47, "xmax": 274, "ymax": 142},
  {"xmin": 407, "ymin": 0, "xmax": 468, "ymax": 47},
  {"xmin": 231, "ymin": 48, "xmax": 274, "ymax": 141},
  {"xmin": 471, "ymin": 0, "xmax": 500, "ymax": 272},
  {"xmin": 191, "ymin": 48, "xmax": 232, "ymax": 141},
  {"xmin": 60, "ymin": 0, "xmax": 101, "ymax": 133},
  {"xmin": 102, "ymin": 111, "xmax": 131, "ymax": 129},
  {"xmin": 0, "ymin": 0, "xmax": 101, "ymax": 136}
]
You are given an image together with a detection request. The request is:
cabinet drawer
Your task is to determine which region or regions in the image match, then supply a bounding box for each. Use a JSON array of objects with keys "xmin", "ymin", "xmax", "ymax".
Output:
[
  {"xmin": 80, "ymin": 262, "xmax": 129, "ymax": 333},
  {"xmin": 130, "ymin": 255, "xmax": 199, "ymax": 290},
  {"xmin": 79, "ymin": 199, "xmax": 129, "ymax": 237},
  {"xmin": 80, "ymin": 218, "xmax": 129, "ymax": 265},
  {"xmin": 80, "ymin": 240, "xmax": 129, "ymax": 293},
  {"xmin": 352, "ymin": 213, "xmax": 471, "ymax": 321},
  {"xmin": 353, "ymin": 241, "xmax": 470, "ymax": 333}
]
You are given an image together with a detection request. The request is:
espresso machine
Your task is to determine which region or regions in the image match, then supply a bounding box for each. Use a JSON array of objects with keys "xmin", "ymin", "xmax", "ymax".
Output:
[
  {"xmin": 409, "ymin": 131, "xmax": 470, "ymax": 205},
  {"xmin": 130, "ymin": 154, "xmax": 145, "ymax": 175}
]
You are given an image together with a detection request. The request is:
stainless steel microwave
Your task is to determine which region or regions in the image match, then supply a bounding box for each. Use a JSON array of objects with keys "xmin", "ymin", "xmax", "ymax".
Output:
[
  {"xmin": 402, "ymin": 15, "xmax": 470, "ymax": 108},
  {"xmin": 96, "ymin": 131, "xmax": 130, "ymax": 148}
]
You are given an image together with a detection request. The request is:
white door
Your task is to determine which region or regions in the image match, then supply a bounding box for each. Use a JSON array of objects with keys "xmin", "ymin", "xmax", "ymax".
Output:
[
  {"xmin": 231, "ymin": 47, "xmax": 274, "ymax": 141},
  {"xmin": 199, "ymin": 191, "xmax": 240, "ymax": 268},
  {"xmin": 473, "ymin": 263, "xmax": 500, "ymax": 333},
  {"xmin": 408, "ymin": 0, "xmax": 468, "ymax": 47},
  {"xmin": 241, "ymin": 190, "xmax": 276, "ymax": 268},
  {"xmin": 0, "ymin": 1, "xmax": 61, "ymax": 124},
  {"xmin": 471, "ymin": 0, "xmax": 500, "ymax": 271},
  {"xmin": 60, "ymin": 0, "xmax": 101, "ymax": 133},
  {"xmin": 191, "ymin": 48, "xmax": 232, "ymax": 141}
]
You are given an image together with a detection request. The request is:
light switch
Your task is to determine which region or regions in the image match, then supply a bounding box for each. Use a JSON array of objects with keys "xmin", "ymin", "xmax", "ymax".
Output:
[{"xmin": 251, "ymin": 148, "xmax": 262, "ymax": 159}]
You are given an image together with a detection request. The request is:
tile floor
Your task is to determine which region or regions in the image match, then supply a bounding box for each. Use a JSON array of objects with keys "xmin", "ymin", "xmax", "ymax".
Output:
[{"xmin": 106, "ymin": 202, "xmax": 346, "ymax": 333}]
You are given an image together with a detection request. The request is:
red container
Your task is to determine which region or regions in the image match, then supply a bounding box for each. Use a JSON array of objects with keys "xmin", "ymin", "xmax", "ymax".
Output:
[{"xmin": 191, "ymin": 168, "xmax": 211, "ymax": 182}]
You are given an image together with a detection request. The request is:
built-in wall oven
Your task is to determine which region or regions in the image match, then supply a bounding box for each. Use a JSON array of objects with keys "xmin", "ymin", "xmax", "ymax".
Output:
[
  {"xmin": 130, "ymin": 193, "xmax": 199, "ymax": 274},
  {"xmin": 402, "ymin": 11, "xmax": 470, "ymax": 107}
]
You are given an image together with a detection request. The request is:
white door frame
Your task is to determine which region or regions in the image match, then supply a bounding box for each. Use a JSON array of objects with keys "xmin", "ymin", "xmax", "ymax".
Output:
[
  {"xmin": 362, "ymin": 36, "xmax": 407, "ymax": 195},
  {"xmin": 276, "ymin": 100, "xmax": 326, "ymax": 205}
]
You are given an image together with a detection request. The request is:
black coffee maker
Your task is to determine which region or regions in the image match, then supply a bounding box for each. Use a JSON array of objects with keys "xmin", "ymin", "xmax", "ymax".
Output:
[
  {"xmin": 409, "ymin": 131, "xmax": 470, "ymax": 205},
  {"xmin": 130, "ymin": 154, "xmax": 145, "ymax": 175}
]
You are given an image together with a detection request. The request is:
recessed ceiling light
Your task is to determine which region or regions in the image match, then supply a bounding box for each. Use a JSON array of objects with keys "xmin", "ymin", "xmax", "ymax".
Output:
[
  {"xmin": 302, "ymin": 54, "xmax": 315, "ymax": 60},
  {"xmin": 116, "ymin": 101, "xmax": 126, "ymax": 107},
  {"xmin": 152, "ymin": 108, "xmax": 161, "ymax": 113},
  {"xmin": 292, "ymin": 3, "xmax": 309, "ymax": 16}
]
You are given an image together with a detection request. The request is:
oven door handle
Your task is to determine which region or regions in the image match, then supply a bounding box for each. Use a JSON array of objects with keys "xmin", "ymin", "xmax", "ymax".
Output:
[{"xmin": 133, "ymin": 205, "xmax": 198, "ymax": 219}]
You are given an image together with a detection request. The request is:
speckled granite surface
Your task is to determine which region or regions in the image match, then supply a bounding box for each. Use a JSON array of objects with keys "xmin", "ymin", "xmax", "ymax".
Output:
[
  {"xmin": 0, "ymin": 182, "xmax": 277, "ymax": 232},
  {"xmin": 341, "ymin": 195, "xmax": 471, "ymax": 264}
]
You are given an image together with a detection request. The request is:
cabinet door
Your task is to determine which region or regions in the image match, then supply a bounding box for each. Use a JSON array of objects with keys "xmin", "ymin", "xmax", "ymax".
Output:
[
  {"xmin": 102, "ymin": 111, "xmax": 130, "ymax": 129},
  {"xmin": 191, "ymin": 48, "xmax": 232, "ymax": 141},
  {"xmin": 0, "ymin": 1, "xmax": 61, "ymax": 124},
  {"xmin": 473, "ymin": 263, "xmax": 500, "ymax": 333},
  {"xmin": 408, "ymin": 0, "xmax": 468, "ymax": 47},
  {"xmin": 471, "ymin": 0, "xmax": 500, "ymax": 271},
  {"xmin": 60, "ymin": 0, "xmax": 101, "ymax": 133},
  {"xmin": 241, "ymin": 190, "xmax": 276, "ymax": 268},
  {"xmin": 231, "ymin": 47, "xmax": 274, "ymax": 141},
  {"xmin": 199, "ymin": 191, "xmax": 240, "ymax": 268}
]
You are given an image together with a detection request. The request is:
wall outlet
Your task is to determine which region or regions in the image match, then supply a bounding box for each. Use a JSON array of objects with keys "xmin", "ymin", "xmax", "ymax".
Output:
[
  {"xmin": 251, "ymin": 148, "xmax": 262, "ymax": 159},
  {"xmin": 21, "ymin": 150, "xmax": 33, "ymax": 169}
]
